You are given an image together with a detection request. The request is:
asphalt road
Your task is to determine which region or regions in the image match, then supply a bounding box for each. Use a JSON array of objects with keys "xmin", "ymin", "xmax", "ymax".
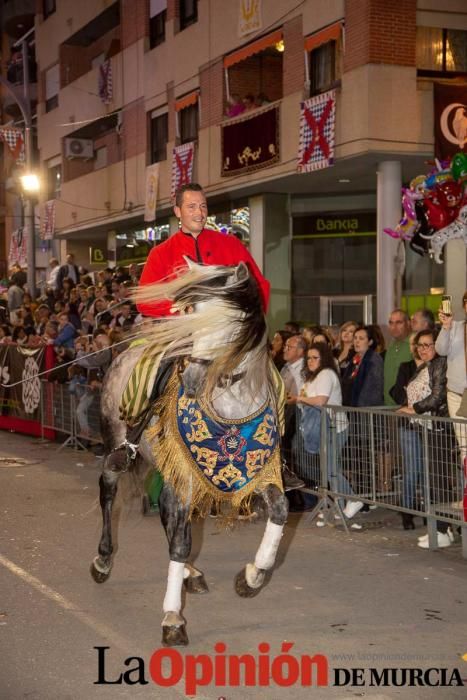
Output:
[{"xmin": 0, "ymin": 430, "xmax": 466, "ymax": 700}]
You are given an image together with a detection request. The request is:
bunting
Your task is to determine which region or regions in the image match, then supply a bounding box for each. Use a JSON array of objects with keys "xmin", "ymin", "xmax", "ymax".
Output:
[
  {"xmin": 98, "ymin": 59, "xmax": 113, "ymax": 105},
  {"xmin": 297, "ymin": 89, "xmax": 336, "ymax": 173},
  {"xmin": 144, "ymin": 163, "xmax": 160, "ymax": 222},
  {"xmin": 171, "ymin": 141, "xmax": 195, "ymax": 198},
  {"xmin": 40, "ymin": 200, "xmax": 56, "ymax": 240},
  {"xmin": 8, "ymin": 227, "xmax": 27, "ymax": 268},
  {"xmin": 0, "ymin": 128, "xmax": 25, "ymax": 164}
]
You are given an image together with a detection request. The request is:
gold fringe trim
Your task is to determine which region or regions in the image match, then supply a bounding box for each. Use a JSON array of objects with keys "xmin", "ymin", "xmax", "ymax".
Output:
[{"xmin": 145, "ymin": 371, "xmax": 283, "ymax": 524}]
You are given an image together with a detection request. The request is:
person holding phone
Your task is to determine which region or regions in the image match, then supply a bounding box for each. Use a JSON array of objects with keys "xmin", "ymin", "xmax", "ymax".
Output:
[{"xmin": 435, "ymin": 290, "xmax": 467, "ymax": 507}]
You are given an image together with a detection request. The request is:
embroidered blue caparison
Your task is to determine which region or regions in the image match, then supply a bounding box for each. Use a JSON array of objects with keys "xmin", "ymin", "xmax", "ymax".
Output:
[{"xmin": 176, "ymin": 387, "xmax": 279, "ymax": 493}]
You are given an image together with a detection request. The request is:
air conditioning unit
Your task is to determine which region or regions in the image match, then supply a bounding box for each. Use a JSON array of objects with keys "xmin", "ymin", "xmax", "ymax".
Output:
[{"xmin": 64, "ymin": 137, "xmax": 94, "ymax": 159}]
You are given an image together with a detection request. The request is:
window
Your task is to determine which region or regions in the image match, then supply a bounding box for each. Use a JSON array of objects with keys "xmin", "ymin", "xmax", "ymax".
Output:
[
  {"xmin": 180, "ymin": 0, "xmax": 198, "ymax": 31},
  {"xmin": 150, "ymin": 111, "xmax": 168, "ymax": 162},
  {"xmin": 310, "ymin": 41, "xmax": 336, "ymax": 95},
  {"xmin": 179, "ymin": 103, "xmax": 198, "ymax": 144},
  {"xmin": 416, "ymin": 27, "xmax": 467, "ymax": 74},
  {"xmin": 43, "ymin": 0, "xmax": 56, "ymax": 19},
  {"xmin": 47, "ymin": 162, "xmax": 61, "ymax": 199},
  {"xmin": 150, "ymin": 0, "xmax": 167, "ymax": 48},
  {"xmin": 45, "ymin": 63, "xmax": 59, "ymax": 112},
  {"xmin": 94, "ymin": 146, "xmax": 108, "ymax": 170}
]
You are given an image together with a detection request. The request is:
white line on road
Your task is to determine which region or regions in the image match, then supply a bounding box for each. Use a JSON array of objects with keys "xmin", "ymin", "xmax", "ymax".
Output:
[{"xmin": 0, "ymin": 551, "xmax": 130, "ymax": 651}]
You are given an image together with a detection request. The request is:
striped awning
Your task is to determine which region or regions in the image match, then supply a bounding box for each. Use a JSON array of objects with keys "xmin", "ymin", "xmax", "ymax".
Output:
[
  {"xmin": 304, "ymin": 21, "xmax": 342, "ymax": 52},
  {"xmin": 224, "ymin": 29, "xmax": 283, "ymax": 69},
  {"xmin": 175, "ymin": 91, "xmax": 199, "ymax": 112}
]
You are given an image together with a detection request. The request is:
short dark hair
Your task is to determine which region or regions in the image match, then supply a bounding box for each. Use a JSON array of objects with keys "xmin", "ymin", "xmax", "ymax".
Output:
[
  {"xmin": 175, "ymin": 182, "xmax": 205, "ymax": 208},
  {"xmin": 414, "ymin": 328, "xmax": 438, "ymax": 346},
  {"xmin": 355, "ymin": 324, "xmax": 379, "ymax": 349},
  {"xmin": 415, "ymin": 308, "xmax": 435, "ymax": 329}
]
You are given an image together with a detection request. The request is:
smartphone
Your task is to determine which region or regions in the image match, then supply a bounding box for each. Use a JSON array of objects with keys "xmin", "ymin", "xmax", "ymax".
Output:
[{"xmin": 441, "ymin": 294, "xmax": 452, "ymax": 316}]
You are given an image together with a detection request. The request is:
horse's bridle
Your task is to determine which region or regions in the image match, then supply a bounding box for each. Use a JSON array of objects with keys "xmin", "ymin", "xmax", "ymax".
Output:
[{"xmin": 182, "ymin": 355, "xmax": 246, "ymax": 387}]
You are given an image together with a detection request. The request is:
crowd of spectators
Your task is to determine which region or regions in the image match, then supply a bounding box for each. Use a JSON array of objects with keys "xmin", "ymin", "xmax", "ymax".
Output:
[
  {"xmin": 0, "ymin": 255, "xmax": 143, "ymax": 442},
  {"xmin": 273, "ymin": 298, "xmax": 466, "ymax": 548},
  {"xmin": 224, "ymin": 92, "xmax": 271, "ymax": 118}
]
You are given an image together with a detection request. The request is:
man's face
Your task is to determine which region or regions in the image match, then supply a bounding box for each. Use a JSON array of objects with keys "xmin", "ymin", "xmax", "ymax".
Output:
[
  {"xmin": 283, "ymin": 336, "xmax": 304, "ymax": 364},
  {"xmin": 66, "ymin": 255, "xmax": 74, "ymax": 265},
  {"xmin": 388, "ymin": 312, "xmax": 409, "ymax": 340},
  {"xmin": 174, "ymin": 190, "xmax": 208, "ymax": 237},
  {"xmin": 410, "ymin": 311, "xmax": 429, "ymax": 332}
]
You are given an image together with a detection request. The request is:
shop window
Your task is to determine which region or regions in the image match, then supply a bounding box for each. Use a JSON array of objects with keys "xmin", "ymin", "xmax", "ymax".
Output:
[
  {"xmin": 416, "ymin": 27, "xmax": 467, "ymax": 75},
  {"xmin": 179, "ymin": 103, "xmax": 198, "ymax": 144},
  {"xmin": 180, "ymin": 0, "xmax": 198, "ymax": 31},
  {"xmin": 45, "ymin": 63, "xmax": 59, "ymax": 112},
  {"xmin": 150, "ymin": 111, "xmax": 168, "ymax": 162},
  {"xmin": 150, "ymin": 0, "xmax": 167, "ymax": 48},
  {"xmin": 309, "ymin": 40, "xmax": 337, "ymax": 96},
  {"xmin": 43, "ymin": 0, "xmax": 56, "ymax": 19}
]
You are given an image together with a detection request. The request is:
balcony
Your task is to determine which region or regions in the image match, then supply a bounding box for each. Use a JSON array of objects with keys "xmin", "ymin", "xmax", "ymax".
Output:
[
  {"xmin": 221, "ymin": 101, "xmax": 280, "ymax": 177},
  {"xmin": 1, "ymin": 0, "xmax": 35, "ymax": 39}
]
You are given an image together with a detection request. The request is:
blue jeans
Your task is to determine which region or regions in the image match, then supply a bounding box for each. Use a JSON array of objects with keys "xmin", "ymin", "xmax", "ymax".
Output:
[
  {"xmin": 399, "ymin": 426, "xmax": 424, "ymax": 510},
  {"xmin": 327, "ymin": 428, "xmax": 352, "ymax": 496}
]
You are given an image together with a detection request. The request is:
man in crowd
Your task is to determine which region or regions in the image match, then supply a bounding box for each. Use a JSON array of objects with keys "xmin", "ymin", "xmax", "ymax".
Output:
[
  {"xmin": 410, "ymin": 308, "xmax": 435, "ymax": 333},
  {"xmin": 57, "ymin": 253, "xmax": 79, "ymax": 290},
  {"xmin": 46, "ymin": 258, "xmax": 60, "ymax": 291},
  {"xmin": 384, "ymin": 309, "xmax": 412, "ymax": 407},
  {"xmin": 280, "ymin": 334, "xmax": 307, "ymax": 488}
]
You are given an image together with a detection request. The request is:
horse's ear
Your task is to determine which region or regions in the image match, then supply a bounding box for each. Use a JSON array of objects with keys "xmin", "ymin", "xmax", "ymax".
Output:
[{"xmin": 235, "ymin": 261, "xmax": 249, "ymax": 281}]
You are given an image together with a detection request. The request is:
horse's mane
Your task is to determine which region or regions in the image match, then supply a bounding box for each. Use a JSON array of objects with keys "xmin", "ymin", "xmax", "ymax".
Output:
[{"xmin": 132, "ymin": 262, "xmax": 275, "ymax": 405}]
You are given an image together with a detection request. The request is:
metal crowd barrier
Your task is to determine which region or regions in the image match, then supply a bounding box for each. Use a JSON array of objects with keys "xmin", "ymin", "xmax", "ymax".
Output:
[
  {"xmin": 40, "ymin": 380, "xmax": 102, "ymax": 450},
  {"xmin": 293, "ymin": 405, "xmax": 467, "ymax": 557}
]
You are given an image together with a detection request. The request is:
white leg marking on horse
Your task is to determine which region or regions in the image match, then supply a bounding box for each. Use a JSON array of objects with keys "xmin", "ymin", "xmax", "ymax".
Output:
[
  {"xmin": 245, "ymin": 562, "xmax": 265, "ymax": 589},
  {"xmin": 163, "ymin": 560, "xmax": 185, "ymax": 614},
  {"xmin": 254, "ymin": 519, "xmax": 284, "ymax": 570}
]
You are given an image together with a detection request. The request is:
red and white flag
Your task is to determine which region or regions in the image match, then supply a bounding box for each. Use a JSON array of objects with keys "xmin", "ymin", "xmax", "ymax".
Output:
[
  {"xmin": 297, "ymin": 90, "xmax": 336, "ymax": 172},
  {"xmin": 40, "ymin": 200, "xmax": 56, "ymax": 240},
  {"xmin": 171, "ymin": 142, "xmax": 195, "ymax": 198},
  {"xmin": 0, "ymin": 128, "xmax": 25, "ymax": 164}
]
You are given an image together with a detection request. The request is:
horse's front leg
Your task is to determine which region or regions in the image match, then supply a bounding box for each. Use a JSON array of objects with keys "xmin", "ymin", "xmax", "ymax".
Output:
[
  {"xmin": 90, "ymin": 450, "xmax": 127, "ymax": 583},
  {"xmin": 235, "ymin": 484, "xmax": 288, "ymax": 598},
  {"xmin": 159, "ymin": 482, "xmax": 193, "ymax": 646}
]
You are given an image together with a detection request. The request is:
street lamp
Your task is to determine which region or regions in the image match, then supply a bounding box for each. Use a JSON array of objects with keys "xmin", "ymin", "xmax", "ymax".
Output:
[{"xmin": 20, "ymin": 173, "xmax": 40, "ymax": 193}]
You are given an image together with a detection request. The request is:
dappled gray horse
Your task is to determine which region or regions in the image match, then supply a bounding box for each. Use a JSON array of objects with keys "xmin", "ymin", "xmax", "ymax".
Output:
[{"xmin": 90, "ymin": 261, "xmax": 288, "ymax": 646}]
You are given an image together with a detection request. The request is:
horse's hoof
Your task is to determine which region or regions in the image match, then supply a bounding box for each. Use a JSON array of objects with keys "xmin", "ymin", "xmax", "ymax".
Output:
[
  {"xmin": 234, "ymin": 566, "xmax": 265, "ymax": 598},
  {"xmin": 90, "ymin": 557, "xmax": 112, "ymax": 584},
  {"xmin": 162, "ymin": 624, "xmax": 189, "ymax": 647},
  {"xmin": 184, "ymin": 573, "xmax": 209, "ymax": 594}
]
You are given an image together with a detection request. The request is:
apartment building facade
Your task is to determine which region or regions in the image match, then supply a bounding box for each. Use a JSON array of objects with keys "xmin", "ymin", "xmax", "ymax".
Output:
[{"xmin": 19, "ymin": 0, "xmax": 467, "ymax": 325}]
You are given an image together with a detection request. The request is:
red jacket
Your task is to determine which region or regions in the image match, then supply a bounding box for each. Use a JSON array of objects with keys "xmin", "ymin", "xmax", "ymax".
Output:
[{"xmin": 137, "ymin": 229, "xmax": 270, "ymax": 317}]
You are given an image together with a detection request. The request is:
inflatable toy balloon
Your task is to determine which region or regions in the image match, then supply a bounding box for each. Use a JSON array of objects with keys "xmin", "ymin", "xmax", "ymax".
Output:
[
  {"xmin": 451, "ymin": 152, "xmax": 467, "ymax": 183},
  {"xmin": 415, "ymin": 200, "xmax": 436, "ymax": 240},
  {"xmin": 423, "ymin": 196, "xmax": 448, "ymax": 231},
  {"xmin": 401, "ymin": 187, "xmax": 422, "ymax": 221},
  {"xmin": 409, "ymin": 174, "xmax": 428, "ymax": 194},
  {"xmin": 436, "ymin": 180, "xmax": 463, "ymax": 210},
  {"xmin": 410, "ymin": 223, "xmax": 431, "ymax": 257},
  {"xmin": 429, "ymin": 204, "xmax": 467, "ymax": 264}
]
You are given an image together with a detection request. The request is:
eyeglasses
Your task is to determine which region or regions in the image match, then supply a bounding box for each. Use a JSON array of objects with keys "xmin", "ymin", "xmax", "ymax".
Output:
[
  {"xmin": 416, "ymin": 343, "xmax": 434, "ymax": 349},
  {"xmin": 307, "ymin": 355, "xmax": 320, "ymax": 361},
  {"xmin": 284, "ymin": 344, "xmax": 300, "ymax": 350}
]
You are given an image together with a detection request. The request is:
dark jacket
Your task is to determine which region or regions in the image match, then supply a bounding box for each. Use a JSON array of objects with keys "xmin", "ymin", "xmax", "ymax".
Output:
[
  {"xmin": 389, "ymin": 359, "xmax": 417, "ymax": 406},
  {"xmin": 342, "ymin": 349, "xmax": 384, "ymax": 407},
  {"xmin": 409, "ymin": 356, "xmax": 448, "ymax": 417}
]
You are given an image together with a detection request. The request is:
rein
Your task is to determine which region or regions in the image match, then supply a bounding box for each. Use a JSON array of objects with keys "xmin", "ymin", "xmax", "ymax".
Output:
[{"xmin": 185, "ymin": 355, "xmax": 246, "ymax": 388}]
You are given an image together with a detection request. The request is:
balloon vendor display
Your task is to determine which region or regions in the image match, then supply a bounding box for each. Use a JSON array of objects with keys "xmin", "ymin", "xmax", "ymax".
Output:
[{"xmin": 383, "ymin": 152, "xmax": 467, "ymax": 263}]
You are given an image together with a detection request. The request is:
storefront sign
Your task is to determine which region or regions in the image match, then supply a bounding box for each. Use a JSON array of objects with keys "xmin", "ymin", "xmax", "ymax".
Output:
[
  {"xmin": 89, "ymin": 247, "xmax": 108, "ymax": 264},
  {"xmin": 293, "ymin": 212, "xmax": 376, "ymax": 237},
  {"xmin": 434, "ymin": 83, "xmax": 467, "ymax": 161}
]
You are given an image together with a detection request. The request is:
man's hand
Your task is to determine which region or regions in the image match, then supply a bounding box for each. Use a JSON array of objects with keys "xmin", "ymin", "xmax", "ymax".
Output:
[
  {"xmin": 396, "ymin": 406, "xmax": 415, "ymax": 415},
  {"xmin": 438, "ymin": 310, "xmax": 453, "ymax": 330}
]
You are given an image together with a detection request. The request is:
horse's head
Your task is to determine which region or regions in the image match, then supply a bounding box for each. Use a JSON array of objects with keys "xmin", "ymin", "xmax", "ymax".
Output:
[{"xmin": 180, "ymin": 260, "xmax": 257, "ymax": 398}]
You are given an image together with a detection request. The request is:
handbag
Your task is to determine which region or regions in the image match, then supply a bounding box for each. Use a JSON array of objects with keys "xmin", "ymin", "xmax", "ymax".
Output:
[{"xmin": 455, "ymin": 322, "xmax": 467, "ymax": 418}]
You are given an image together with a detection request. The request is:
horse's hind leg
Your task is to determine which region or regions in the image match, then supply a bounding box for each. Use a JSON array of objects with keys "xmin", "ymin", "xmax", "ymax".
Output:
[
  {"xmin": 235, "ymin": 484, "xmax": 288, "ymax": 598},
  {"xmin": 159, "ymin": 482, "xmax": 192, "ymax": 646},
  {"xmin": 90, "ymin": 450, "xmax": 127, "ymax": 583}
]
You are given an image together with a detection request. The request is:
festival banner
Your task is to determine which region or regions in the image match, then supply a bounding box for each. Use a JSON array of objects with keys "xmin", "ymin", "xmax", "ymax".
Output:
[
  {"xmin": 0, "ymin": 127, "xmax": 25, "ymax": 164},
  {"xmin": 0, "ymin": 346, "xmax": 43, "ymax": 421},
  {"xmin": 239, "ymin": 0, "xmax": 262, "ymax": 37},
  {"xmin": 144, "ymin": 163, "xmax": 160, "ymax": 222},
  {"xmin": 40, "ymin": 199, "xmax": 56, "ymax": 240},
  {"xmin": 98, "ymin": 58, "xmax": 113, "ymax": 104},
  {"xmin": 221, "ymin": 103, "xmax": 279, "ymax": 177},
  {"xmin": 8, "ymin": 227, "xmax": 27, "ymax": 267},
  {"xmin": 434, "ymin": 83, "xmax": 467, "ymax": 161},
  {"xmin": 297, "ymin": 89, "xmax": 336, "ymax": 173},
  {"xmin": 171, "ymin": 142, "xmax": 195, "ymax": 198}
]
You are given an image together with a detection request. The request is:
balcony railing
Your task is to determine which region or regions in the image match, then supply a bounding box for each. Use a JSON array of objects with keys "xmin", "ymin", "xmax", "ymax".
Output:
[{"xmin": 221, "ymin": 101, "xmax": 280, "ymax": 177}]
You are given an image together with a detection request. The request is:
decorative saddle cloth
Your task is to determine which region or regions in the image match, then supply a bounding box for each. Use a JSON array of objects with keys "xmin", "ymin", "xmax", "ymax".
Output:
[{"xmin": 146, "ymin": 373, "xmax": 283, "ymax": 520}]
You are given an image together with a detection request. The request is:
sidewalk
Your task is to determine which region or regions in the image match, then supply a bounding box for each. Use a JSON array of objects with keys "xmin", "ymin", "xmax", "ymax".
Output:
[{"xmin": 0, "ymin": 430, "xmax": 466, "ymax": 699}]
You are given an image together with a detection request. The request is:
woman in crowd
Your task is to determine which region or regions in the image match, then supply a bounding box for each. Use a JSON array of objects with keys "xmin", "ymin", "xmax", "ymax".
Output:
[
  {"xmin": 396, "ymin": 329, "xmax": 453, "ymax": 546},
  {"xmin": 292, "ymin": 342, "xmax": 363, "ymax": 520},
  {"xmin": 368, "ymin": 323, "xmax": 386, "ymax": 358},
  {"xmin": 270, "ymin": 330, "xmax": 292, "ymax": 371},
  {"xmin": 390, "ymin": 333, "xmax": 421, "ymax": 406},
  {"xmin": 334, "ymin": 321, "xmax": 357, "ymax": 376}
]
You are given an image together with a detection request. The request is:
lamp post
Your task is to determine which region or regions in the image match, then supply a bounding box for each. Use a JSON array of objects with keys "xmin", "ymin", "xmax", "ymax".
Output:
[{"xmin": 0, "ymin": 27, "xmax": 36, "ymax": 296}]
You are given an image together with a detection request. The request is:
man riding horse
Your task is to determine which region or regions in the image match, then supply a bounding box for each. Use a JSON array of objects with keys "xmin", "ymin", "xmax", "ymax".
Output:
[{"xmin": 113, "ymin": 182, "xmax": 304, "ymax": 491}]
